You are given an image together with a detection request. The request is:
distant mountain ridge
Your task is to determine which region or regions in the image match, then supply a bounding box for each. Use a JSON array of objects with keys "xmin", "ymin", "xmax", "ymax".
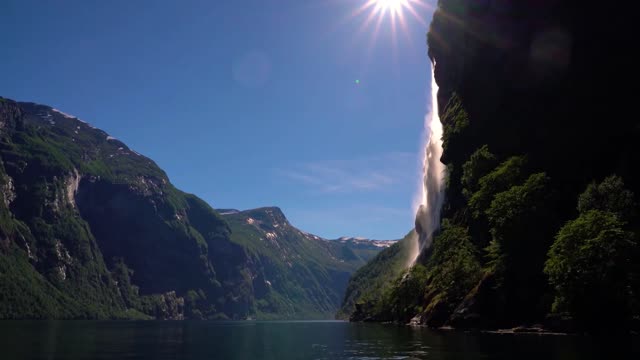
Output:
[
  {"xmin": 219, "ymin": 207, "xmax": 397, "ymax": 318},
  {"xmin": 217, "ymin": 208, "xmax": 397, "ymax": 248},
  {"xmin": 334, "ymin": 236, "xmax": 395, "ymax": 248},
  {"xmin": 0, "ymin": 97, "xmax": 389, "ymax": 320}
]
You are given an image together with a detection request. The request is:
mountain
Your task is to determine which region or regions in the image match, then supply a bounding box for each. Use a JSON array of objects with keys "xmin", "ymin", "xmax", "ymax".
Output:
[
  {"xmin": 331, "ymin": 236, "xmax": 396, "ymax": 263},
  {"xmin": 220, "ymin": 207, "xmax": 395, "ymax": 319},
  {"xmin": 336, "ymin": 231, "xmax": 413, "ymax": 320},
  {"xmin": 340, "ymin": 0, "xmax": 640, "ymax": 332},
  {"xmin": 0, "ymin": 97, "xmax": 390, "ymax": 320}
]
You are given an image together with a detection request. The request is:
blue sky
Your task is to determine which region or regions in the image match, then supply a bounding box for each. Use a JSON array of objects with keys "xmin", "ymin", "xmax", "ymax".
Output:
[{"xmin": 1, "ymin": 0, "xmax": 436, "ymax": 240}]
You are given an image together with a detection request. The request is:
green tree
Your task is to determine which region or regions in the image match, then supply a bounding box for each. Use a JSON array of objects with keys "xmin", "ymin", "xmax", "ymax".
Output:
[
  {"xmin": 546, "ymin": 176, "xmax": 639, "ymax": 329},
  {"xmin": 545, "ymin": 210, "xmax": 636, "ymax": 327},
  {"xmin": 461, "ymin": 145, "xmax": 497, "ymax": 198},
  {"xmin": 578, "ymin": 175, "xmax": 635, "ymax": 220},
  {"xmin": 383, "ymin": 264, "xmax": 430, "ymax": 322},
  {"xmin": 441, "ymin": 93, "xmax": 469, "ymax": 151},
  {"xmin": 468, "ymin": 156, "xmax": 527, "ymax": 218},
  {"xmin": 483, "ymin": 173, "xmax": 555, "ymax": 321},
  {"xmin": 485, "ymin": 172, "xmax": 551, "ymax": 270},
  {"xmin": 426, "ymin": 221, "xmax": 481, "ymax": 305}
]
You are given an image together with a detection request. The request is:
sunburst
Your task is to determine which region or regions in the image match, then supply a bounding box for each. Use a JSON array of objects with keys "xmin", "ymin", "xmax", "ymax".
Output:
[
  {"xmin": 349, "ymin": 0, "xmax": 433, "ymax": 51},
  {"xmin": 371, "ymin": 0, "xmax": 410, "ymax": 16}
]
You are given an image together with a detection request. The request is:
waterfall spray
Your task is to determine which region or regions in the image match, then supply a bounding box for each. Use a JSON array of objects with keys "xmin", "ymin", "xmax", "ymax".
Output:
[{"xmin": 409, "ymin": 60, "xmax": 447, "ymax": 267}]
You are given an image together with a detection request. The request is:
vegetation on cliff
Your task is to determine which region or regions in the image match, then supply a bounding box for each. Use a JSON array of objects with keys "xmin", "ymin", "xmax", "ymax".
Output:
[{"xmin": 336, "ymin": 231, "xmax": 413, "ymax": 320}]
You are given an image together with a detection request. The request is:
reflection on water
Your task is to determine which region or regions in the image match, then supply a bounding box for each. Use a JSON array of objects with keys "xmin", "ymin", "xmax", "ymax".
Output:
[{"xmin": 0, "ymin": 320, "xmax": 638, "ymax": 359}]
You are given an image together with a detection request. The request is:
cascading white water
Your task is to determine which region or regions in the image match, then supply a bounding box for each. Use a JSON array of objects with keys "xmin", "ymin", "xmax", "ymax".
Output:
[{"xmin": 409, "ymin": 60, "xmax": 446, "ymax": 267}]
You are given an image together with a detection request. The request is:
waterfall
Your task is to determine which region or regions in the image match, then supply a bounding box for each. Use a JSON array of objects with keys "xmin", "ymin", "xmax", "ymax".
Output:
[{"xmin": 409, "ymin": 60, "xmax": 446, "ymax": 266}]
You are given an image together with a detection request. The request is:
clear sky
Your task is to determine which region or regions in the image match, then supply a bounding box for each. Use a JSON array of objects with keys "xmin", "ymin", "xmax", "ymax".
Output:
[{"xmin": 0, "ymin": 0, "xmax": 436, "ymax": 240}]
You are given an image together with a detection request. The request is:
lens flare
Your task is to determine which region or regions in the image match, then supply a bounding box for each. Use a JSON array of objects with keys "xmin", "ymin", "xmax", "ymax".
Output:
[
  {"xmin": 373, "ymin": 0, "xmax": 410, "ymax": 15},
  {"xmin": 347, "ymin": 0, "xmax": 433, "ymax": 59}
]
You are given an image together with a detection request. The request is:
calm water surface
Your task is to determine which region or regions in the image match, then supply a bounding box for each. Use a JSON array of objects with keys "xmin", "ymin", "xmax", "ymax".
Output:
[{"xmin": 1, "ymin": 320, "xmax": 638, "ymax": 359}]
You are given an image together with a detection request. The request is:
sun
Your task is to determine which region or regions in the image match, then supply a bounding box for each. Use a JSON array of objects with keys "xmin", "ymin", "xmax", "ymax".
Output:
[
  {"xmin": 372, "ymin": 0, "xmax": 410, "ymax": 16},
  {"xmin": 349, "ymin": 0, "xmax": 433, "ymax": 47},
  {"xmin": 356, "ymin": 0, "xmax": 427, "ymax": 22}
]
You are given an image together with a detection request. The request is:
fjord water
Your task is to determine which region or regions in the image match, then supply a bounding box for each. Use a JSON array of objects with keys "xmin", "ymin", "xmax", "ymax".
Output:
[{"xmin": 2, "ymin": 321, "xmax": 638, "ymax": 360}]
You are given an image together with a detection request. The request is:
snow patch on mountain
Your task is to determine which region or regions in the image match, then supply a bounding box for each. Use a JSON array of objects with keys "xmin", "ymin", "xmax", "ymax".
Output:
[{"xmin": 51, "ymin": 108, "xmax": 76, "ymax": 119}]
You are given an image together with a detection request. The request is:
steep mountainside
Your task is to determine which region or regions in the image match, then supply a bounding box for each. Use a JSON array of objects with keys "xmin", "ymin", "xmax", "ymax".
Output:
[
  {"xmin": 221, "ymin": 208, "xmax": 395, "ymax": 319},
  {"xmin": 336, "ymin": 231, "xmax": 413, "ymax": 320},
  {"xmin": 0, "ymin": 97, "xmax": 390, "ymax": 320},
  {"xmin": 341, "ymin": 0, "xmax": 640, "ymax": 332}
]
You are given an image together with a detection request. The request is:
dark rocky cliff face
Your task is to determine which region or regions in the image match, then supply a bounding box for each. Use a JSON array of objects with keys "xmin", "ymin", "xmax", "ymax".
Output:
[
  {"xmin": 427, "ymin": 0, "xmax": 639, "ymax": 330},
  {"xmin": 340, "ymin": 0, "xmax": 639, "ymax": 331},
  {"xmin": 429, "ymin": 0, "xmax": 638, "ymax": 190}
]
